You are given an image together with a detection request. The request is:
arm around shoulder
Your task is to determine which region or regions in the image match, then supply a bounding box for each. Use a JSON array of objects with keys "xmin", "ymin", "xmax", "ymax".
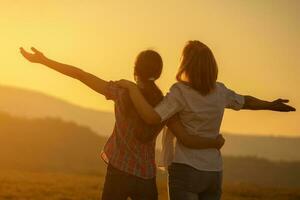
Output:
[{"xmin": 116, "ymin": 79, "xmax": 162, "ymax": 124}]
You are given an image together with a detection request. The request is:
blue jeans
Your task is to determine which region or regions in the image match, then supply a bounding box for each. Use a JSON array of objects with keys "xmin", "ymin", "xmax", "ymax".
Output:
[
  {"xmin": 168, "ymin": 163, "xmax": 222, "ymax": 200},
  {"xmin": 101, "ymin": 164, "xmax": 158, "ymax": 200}
]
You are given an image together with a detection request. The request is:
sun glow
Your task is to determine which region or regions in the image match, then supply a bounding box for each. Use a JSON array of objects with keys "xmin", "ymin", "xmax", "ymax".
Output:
[{"xmin": 1, "ymin": 0, "xmax": 299, "ymax": 136}]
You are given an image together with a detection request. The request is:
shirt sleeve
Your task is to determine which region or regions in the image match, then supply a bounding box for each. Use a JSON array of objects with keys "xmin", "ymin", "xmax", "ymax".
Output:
[
  {"xmin": 103, "ymin": 81, "xmax": 131, "ymax": 115},
  {"xmin": 222, "ymin": 83, "xmax": 245, "ymax": 110},
  {"xmin": 103, "ymin": 81, "xmax": 122, "ymax": 101},
  {"xmin": 154, "ymin": 84, "xmax": 185, "ymax": 122}
]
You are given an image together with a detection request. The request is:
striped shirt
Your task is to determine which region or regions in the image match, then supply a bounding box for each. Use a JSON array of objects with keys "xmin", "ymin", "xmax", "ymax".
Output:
[{"xmin": 101, "ymin": 82, "xmax": 163, "ymax": 179}]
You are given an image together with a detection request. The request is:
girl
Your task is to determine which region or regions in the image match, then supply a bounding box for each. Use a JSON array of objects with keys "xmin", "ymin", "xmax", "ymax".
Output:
[
  {"xmin": 116, "ymin": 40, "xmax": 296, "ymax": 200},
  {"xmin": 20, "ymin": 47, "xmax": 225, "ymax": 200}
]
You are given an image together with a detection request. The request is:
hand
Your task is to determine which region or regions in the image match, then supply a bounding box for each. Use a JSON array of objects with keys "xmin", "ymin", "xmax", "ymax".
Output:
[
  {"xmin": 115, "ymin": 79, "xmax": 137, "ymax": 90},
  {"xmin": 269, "ymin": 99, "xmax": 296, "ymax": 112},
  {"xmin": 20, "ymin": 47, "xmax": 47, "ymax": 63},
  {"xmin": 216, "ymin": 134, "xmax": 225, "ymax": 150}
]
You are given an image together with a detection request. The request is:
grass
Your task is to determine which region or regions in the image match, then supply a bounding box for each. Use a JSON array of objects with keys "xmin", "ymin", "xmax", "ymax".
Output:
[{"xmin": 0, "ymin": 169, "xmax": 300, "ymax": 200}]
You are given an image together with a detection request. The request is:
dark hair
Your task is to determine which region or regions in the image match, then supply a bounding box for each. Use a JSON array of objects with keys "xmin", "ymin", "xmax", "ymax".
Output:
[
  {"xmin": 134, "ymin": 50, "xmax": 164, "ymax": 106},
  {"xmin": 126, "ymin": 50, "xmax": 164, "ymax": 143},
  {"xmin": 176, "ymin": 40, "xmax": 218, "ymax": 95}
]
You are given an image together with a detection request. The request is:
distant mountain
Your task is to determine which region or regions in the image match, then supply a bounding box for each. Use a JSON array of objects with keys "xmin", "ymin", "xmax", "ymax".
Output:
[
  {"xmin": 0, "ymin": 112, "xmax": 106, "ymax": 174},
  {"xmin": 1, "ymin": 85, "xmax": 300, "ymax": 161},
  {"xmin": 0, "ymin": 85, "xmax": 115, "ymax": 136},
  {"xmin": 222, "ymin": 156, "xmax": 300, "ymax": 187},
  {"xmin": 222, "ymin": 134, "xmax": 300, "ymax": 161},
  {"xmin": 0, "ymin": 112, "xmax": 299, "ymax": 187}
]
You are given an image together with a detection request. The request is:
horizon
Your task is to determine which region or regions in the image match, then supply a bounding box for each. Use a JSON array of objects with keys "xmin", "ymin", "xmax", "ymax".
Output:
[
  {"xmin": 1, "ymin": 0, "xmax": 299, "ymax": 136},
  {"xmin": 0, "ymin": 83, "xmax": 299, "ymax": 138}
]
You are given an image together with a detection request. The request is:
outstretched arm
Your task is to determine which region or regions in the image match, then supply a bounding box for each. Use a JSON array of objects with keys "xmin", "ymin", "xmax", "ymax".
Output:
[
  {"xmin": 116, "ymin": 80, "xmax": 297, "ymax": 124},
  {"xmin": 242, "ymin": 96, "xmax": 296, "ymax": 112},
  {"xmin": 167, "ymin": 115, "xmax": 224, "ymax": 150},
  {"xmin": 20, "ymin": 47, "xmax": 108, "ymax": 95}
]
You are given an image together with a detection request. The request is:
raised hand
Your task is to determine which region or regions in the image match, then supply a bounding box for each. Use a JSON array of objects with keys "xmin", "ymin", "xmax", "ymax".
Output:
[
  {"xmin": 243, "ymin": 95, "xmax": 296, "ymax": 112},
  {"xmin": 269, "ymin": 99, "xmax": 296, "ymax": 112},
  {"xmin": 20, "ymin": 47, "xmax": 47, "ymax": 63}
]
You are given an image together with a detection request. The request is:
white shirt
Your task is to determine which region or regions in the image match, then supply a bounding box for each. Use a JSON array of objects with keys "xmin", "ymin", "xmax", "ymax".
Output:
[{"xmin": 155, "ymin": 82, "xmax": 245, "ymax": 171}]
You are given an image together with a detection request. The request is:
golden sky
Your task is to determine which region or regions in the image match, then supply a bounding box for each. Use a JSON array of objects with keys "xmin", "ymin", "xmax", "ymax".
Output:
[{"xmin": 1, "ymin": 0, "xmax": 299, "ymax": 136}]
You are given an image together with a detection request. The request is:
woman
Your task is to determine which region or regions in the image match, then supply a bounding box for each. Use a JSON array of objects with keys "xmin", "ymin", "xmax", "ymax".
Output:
[
  {"xmin": 116, "ymin": 40, "xmax": 296, "ymax": 200},
  {"xmin": 20, "ymin": 47, "xmax": 225, "ymax": 200}
]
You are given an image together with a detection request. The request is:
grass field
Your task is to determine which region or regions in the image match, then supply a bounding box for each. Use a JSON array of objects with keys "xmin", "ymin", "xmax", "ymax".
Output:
[{"xmin": 1, "ymin": 170, "xmax": 300, "ymax": 200}]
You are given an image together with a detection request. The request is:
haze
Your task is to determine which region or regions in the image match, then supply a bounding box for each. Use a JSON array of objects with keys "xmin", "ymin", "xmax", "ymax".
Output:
[{"xmin": 0, "ymin": 0, "xmax": 299, "ymax": 136}]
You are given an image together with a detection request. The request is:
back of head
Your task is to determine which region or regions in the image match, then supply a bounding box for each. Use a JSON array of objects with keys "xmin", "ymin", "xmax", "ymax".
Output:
[
  {"xmin": 176, "ymin": 40, "xmax": 218, "ymax": 96},
  {"xmin": 134, "ymin": 50, "xmax": 164, "ymax": 107}
]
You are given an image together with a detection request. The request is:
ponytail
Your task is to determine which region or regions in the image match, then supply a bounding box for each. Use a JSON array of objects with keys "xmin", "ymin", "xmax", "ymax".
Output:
[
  {"xmin": 126, "ymin": 50, "xmax": 164, "ymax": 142},
  {"xmin": 139, "ymin": 80, "xmax": 163, "ymax": 107},
  {"xmin": 134, "ymin": 50, "xmax": 164, "ymax": 106}
]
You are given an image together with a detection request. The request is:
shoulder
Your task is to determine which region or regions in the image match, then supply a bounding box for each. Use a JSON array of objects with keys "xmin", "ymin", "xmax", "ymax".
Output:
[
  {"xmin": 216, "ymin": 82, "xmax": 229, "ymax": 94},
  {"xmin": 163, "ymin": 82, "xmax": 189, "ymax": 105},
  {"xmin": 170, "ymin": 81, "xmax": 191, "ymax": 92},
  {"xmin": 168, "ymin": 82, "xmax": 188, "ymax": 96},
  {"xmin": 216, "ymin": 82, "xmax": 226, "ymax": 89},
  {"xmin": 104, "ymin": 81, "xmax": 129, "ymax": 101},
  {"xmin": 216, "ymin": 82, "xmax": 238, "ymax": 95}
]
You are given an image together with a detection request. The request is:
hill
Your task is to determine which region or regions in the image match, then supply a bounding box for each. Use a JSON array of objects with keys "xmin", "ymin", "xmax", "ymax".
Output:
[
  {"xmin": 0, "ymin": 112, "xmax": 106, "ymax": 174},
  {"xmin": 0, "ymin": 112, "xmax": 300, "ymax": 188},
  {"xmin": 1, "ymin": 85, "xmax": 300, "ymax": 161},
  {"xmin": 0, "ymin": 85, "xmax": 115, "ymax": 136},
  {"xmin": 222, "ymin": 134, "xmax": 300, "ymax": 161}
]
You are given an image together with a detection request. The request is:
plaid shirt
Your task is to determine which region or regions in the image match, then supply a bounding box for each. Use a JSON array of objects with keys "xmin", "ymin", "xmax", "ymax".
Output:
[{"xmin": 101, "ymin": 82, "xmax": 163, "ymax": 179}]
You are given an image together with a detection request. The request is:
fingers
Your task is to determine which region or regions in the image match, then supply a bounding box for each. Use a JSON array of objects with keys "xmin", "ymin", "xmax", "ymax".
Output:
[
  {"xmin": 216, "ymin": 134, "xmax": 225, "ymax": 150},
  {"xmin": 217, "ymin": 134, "xmax": 224, "ymax": 140},
  {"xmin": 115, "ymin": 80, "xmax": 124, "ymax": 86},
  {"xmin": 272, "ymin": 98, "xmax": 296, "ymax": 112},
  {"xmin": 19, "ymin": 47, "xmax": 25, "ymax": 55},
  {"xmin": 19, "ymin": 47, "xmax": 39, "ymax": 54},
  {"xmin": 115, "ymin": 79, "xmax": 137, "ymax": 89},
  {"xmin": 31, "ymin": 47, "xmax": 40, "ymax": 54},
  {"xmin": 19, "ymin": 47, "xmax": 30, "ymax": 58},
  {"xmin": 278, "ymin": 98, "xmax": 289, "ymax": 103},
  {"xmin": 19, "ymin": 47, "xmax": 32, "ymax": 56},
  {"xmin": 115, "ymin": 80, "xmax": 128, "ymax": 88},
  {"xmin": 218, "ymin": 134, "xmax": 225, "ymax": 140},
  {"xmin": 284, "ymin": 105, "xmax": 296, "ymax": 112},
  {"xmin": 19, "ymin": 47, "xmax": 38, "ymax": 62},
  {"xmin": 19, "ymin": 47, "xmax": 27, "ymax": 54},
  {"xmin": 274, "ymin": 98, "xmax": 289, "ymax": 103},
  {"xmin": 276, "ymin": 104, "xmax": 296, "ymax": 112}
]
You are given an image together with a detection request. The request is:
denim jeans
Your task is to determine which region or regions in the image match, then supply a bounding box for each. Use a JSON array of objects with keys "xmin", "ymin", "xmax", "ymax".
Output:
[
  {"xmin": 101, "ymin": 164, "xmax": 158, "ymax": 200},
  {"xmin": 168, "ymin": 163, "xmax": 222, "ymax": 200}
]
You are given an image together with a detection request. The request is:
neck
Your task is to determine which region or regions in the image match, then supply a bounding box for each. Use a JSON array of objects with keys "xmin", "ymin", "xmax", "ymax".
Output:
[
  {"xmin": 136, "ymin": 78, "xmax": 145, "ymax": 89},
  {"xmin": 137, "ymin": 79, "xmax": 155, "ymax": 89}
]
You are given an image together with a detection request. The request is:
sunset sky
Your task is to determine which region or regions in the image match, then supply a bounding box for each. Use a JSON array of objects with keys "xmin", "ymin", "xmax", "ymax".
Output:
[{"xmin": 1, "ymin": 0, "xmax": 299, "ymax": 136}]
